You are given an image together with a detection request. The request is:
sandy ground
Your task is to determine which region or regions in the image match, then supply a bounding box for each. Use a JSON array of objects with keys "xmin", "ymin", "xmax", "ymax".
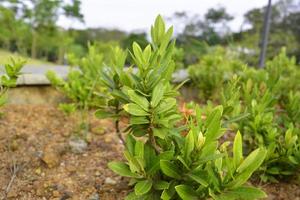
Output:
[{"xmin": 0, "ymin": 105, "xmax": 299, "ymax": 200}]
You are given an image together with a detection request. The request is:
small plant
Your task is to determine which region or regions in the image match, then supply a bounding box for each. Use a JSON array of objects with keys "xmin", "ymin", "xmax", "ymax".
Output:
[
  {"xmin": 224, "ymin": 68, "xmax": 300, "ymax": 181},
  {"xmin": 282, "ymin": 91, "xmax": 300, "ymax": 127},
  {"xmin": 47, "ymin": 44, "xmax": 106, "ymax": 138},
  {"xmin": 0, "ymin": 58, "xmax": 25, "ymax": 113},
  {"xmin": 95, "ymin": 46, "xmax": 129, "ymax": 144},
  {"xmin": 188, "ymin": 47, "xmax": 245, "ymax": 102},
  {"xmin": 58, "ymin": 103, "xmax": 77, "ymax": 116},
  {"xmin": 101, "ymin": 15, "xmax": 266, "ymax": 200}
]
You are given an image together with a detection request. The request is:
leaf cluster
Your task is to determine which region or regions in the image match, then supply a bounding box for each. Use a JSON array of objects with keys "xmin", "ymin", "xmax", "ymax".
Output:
[{"xmin": 99, "ymin": 16, "xmax": 267, "ymax": 200}]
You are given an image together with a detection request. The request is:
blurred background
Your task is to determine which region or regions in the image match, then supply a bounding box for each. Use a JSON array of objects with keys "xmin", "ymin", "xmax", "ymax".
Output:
[{"xmin": 0, "ymin": 0, "xmax": 299, "ymax": 67}]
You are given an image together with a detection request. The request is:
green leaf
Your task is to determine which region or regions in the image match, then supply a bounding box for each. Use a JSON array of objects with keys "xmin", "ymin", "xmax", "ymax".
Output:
[
  {"xmin": 126, "ymin": 134, "xmax": 136, "ymax": 155},
  {"xmin": 160, "ymin": 27, "xmax": 173, "ymax": 52},
  {"xmin": 143, "ymin": 45, "xmax": 152, "ymax": 63},
  {"xmin": 0, "ymin": 95, "xmax": 7, "ymax": 107},
  {"xmin": 152, "ymin": 15, "xmax": 166, "ymax": 45},
  {"xmin": 154, "ymin": 181, "xmax": 169, "ymax": 190},
  {"xmin": 177, "ymin": 156, "xmax": 190, "ymax": 170},
  {"xmin": 184, "ymin": 130, "xmax": 195, "ymax": 159},
  {"xmin": 124, "ymin": 151, "xmax": 143, "ymax": 173},
  {"xmin": 124, "ymin": 103, "xmax": 150, "ymax": 116},
  {"xmin": 205, "ymin": 106, "xmax": 223, "ymax": 143},
  {"xmin": 214, "ymin": 186, "xmax": 267, "ymax": 200},
  {"xmin": 175, "ymin": 185, "xmax": 198, "ymax": 200},
  {"xmin": 160, "ymin": 160, "xmax": 181, "ymax": 179},
  {"xmin": 233, "ymin": 131, "xmax": 243, "ymax": 169},
  {"xmin": 132, "ymin": 42, "xmax": 145, "ymax": 67},
  {"xmin": 130, "ymin": 116, "xmax": 149, "ymax": 125},
  {"xmin": 236, "ymin": 148, "xmax": 265, "ymax": 173},
  {"xmin": 135, "ymin": 180, "xmax": 152, "ymax": 195},
  {"xmin": 159, "ymin": 151, "xmax": 175, "ymax": 160},
  {"xmin": 135, "ymin": 140, "xmax": 144, "ymax": 158},
  {"xmin": 125, "ymin": 192, "xmax": 146, "ymax": 200},
  {"xmin": 128, "ymin": 90, "xmax": 149, "ymax": 111},
  {"xmin": 108, "ymin": 161, "xmax": 138, "ymax": 177},
  {"xmin": 95, "ymin": 110, "xmax": 115, "ymax": 119},
  {"xmin": 151, "ymin": 83, "xmax": 164, "ymax": 107},
  {"xmin": 155, "ymin": 98, "xmax": 177, "ymax": 114},
  {"xmin": 228, "ymin": 148, "xmax": 267, "ymax": 188},
  {"xmin": 187, "ymin": 173, "xmax": 209, "ymax": 187},
  {"xmin": 152, "ymin": 128, "xmax": 168, "ymax": 139},
  {"xmin": 161, "ymin": 181, "xmax": 177, "ymax": 200}
]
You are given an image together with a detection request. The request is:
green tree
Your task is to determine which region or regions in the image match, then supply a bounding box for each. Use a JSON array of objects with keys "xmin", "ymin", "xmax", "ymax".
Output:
[{"xmin": 0, "ymin": 0, "xmax": 84, "ymax": 61}]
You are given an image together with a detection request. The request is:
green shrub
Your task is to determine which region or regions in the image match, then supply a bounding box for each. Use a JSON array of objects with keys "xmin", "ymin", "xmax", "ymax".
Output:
[
  {"xmin": 95, "ymin": 46, "xmax": 128, "ymax": 144},
  {"xmin": 98, "ymin": 15, "xmax": 266, "ymax": 200},
  {"xmin": 188, "ymin": 47, "xmax": 245, "ymax": 102},
  {"xmin": 47, "ymin": 44, "xmax": 107, "ymax": 137},
  {"xmin": 186, "ymin": 45, "xmax": 300, "ymax": 182},
  {"xmin": 0, "ymin": 58, "xmax": 24, "ymax": 112}
]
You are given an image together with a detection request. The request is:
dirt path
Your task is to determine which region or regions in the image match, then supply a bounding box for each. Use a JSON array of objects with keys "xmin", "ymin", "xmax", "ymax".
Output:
[{"xmin": 0, "ymin": 105, "xmax": 129, "ymax": 200}]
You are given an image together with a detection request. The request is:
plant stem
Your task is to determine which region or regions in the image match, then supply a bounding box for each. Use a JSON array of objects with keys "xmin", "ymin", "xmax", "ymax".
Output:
[
  {"xmin": 115, "ymin": 103, "xmax": 125, "ymax": 145},
  {"xmin": 149, "ymin": 129, "xmax": 160, "ymax": 154},
  {"xmin": 115, "ymin": 119, "xmax": 125, "ymax": 145}
]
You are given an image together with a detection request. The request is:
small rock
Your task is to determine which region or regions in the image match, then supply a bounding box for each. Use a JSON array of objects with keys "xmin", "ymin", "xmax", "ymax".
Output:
[
  {"xmin": 35, "ymin": 167, "xmax": 42, "ymax": 175},
  {"xmin": 69, "ymin": 138, "xmax": 88, "ymax": 154},
  {"xmin": 88, "ymin": 193, "xmax": 99, "ymax": 200},
  {"xmin": 34, "ymin": 150, "xmax": 44, "ymax": 158},
  {"xmin": 62, "ymin": 131, "xmax": 71, "ymax": 137},
  {"xmin": 86, "ymin": 132, "xmax": 93, "ymax": 143},
  {"xmin": 104, "ymin": 177, "xmax": 117, "ymax": 185},
  {"xmin": 52, "ymin": 190, "xmax": 60, "ymax": 197},
  {"xmin": 42, "ymin": 145, "xmax": 61, "ymax": 168},
  {"xmin": 7, "ymin": 188, "xmax": 18, "ymax": 198},
  {"xmin": 66, "ymin": 165, "xmax": 77, "ymax": 174},
  {"xmin": 60, "ymin": 192, "xmax": 72, "ymax": 200},
  {"xmin": 104, "ymin": 137, "xmax": 112, "ymax": 143},
  {"xmin": 16, "ymin": 132, "xmax": 28, "ymax": 140},
  {"xmin": 10, "ymin": 139, "xmax": 19, "ymax": 151},
  {"xmin": 92, "ymin": 127, "xmax": 106, "ymax": 135},
  {"xmin": 95, "ymin": 171, "xmax": 101, "ymax": 176}
]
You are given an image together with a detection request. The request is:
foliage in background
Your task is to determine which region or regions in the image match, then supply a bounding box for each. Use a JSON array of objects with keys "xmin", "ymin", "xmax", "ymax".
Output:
[
  {"xmin": 189, "ymin": 46, "xmax": 300, "ymax": 182},
  {"xmin": 1, "ymin": 0, "xmax": 299, "ymax": 66},
  {"xmin": 0, "ymin": 58, "xmax": 24, "ymax": 114},
  {"xmin": 188, "ymin": 47, "xmax": 245, "ymax": 101},
  {"xmin": 46, "ymin": 44, "xmax": 107, "ymax": 138}
]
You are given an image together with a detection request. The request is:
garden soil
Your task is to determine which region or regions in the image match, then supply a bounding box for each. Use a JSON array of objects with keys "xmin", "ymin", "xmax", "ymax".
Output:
[{"xmin": 0, "ymin": 105, "xmax": 299, "ymax": 200}]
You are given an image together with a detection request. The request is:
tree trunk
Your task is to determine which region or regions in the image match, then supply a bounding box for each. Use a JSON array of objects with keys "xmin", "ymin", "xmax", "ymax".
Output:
[{"xmin": 31, "ymin": 30, "xmax": 37, "ymax": 59}]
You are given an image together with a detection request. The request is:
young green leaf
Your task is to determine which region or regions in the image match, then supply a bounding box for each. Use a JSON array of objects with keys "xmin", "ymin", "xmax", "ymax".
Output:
[
  {"xmin": 205, "ymin": 106, "xmax": 223, "ymax": 143},
  {"xmin": 215, "ymin": 186, "xmax": 267, "ymax": 200},
  {"xmin": 152, "ymin": 128, "xmax": 168, "ymax": 139},
  {"xmin": 187, "ymin": 173, "xmax": 209, "ymax": 187},
  {"xmin": 128, "ymin": 90, "xmax": 149, "ymax": 111},
  {"xmin": 236, "ymin": 148, "xmax": 266, "ymax": 173},
  {"xmin": 108, "ymin": 161, "xmax": 138, "ymax": 177},
  {"xmin": 184, "ymin": 130, "xmax": 195, "ymax": 159},
  {"xmin": 130, "ymin": 116, "xmax": 149, "ymax": 125},
  {"xmin": 233, "ymin": 131, "xmax": 243, "ymax": 168},
  {"xmin": 134, "ymin": 180, "xmax": 152, "ymax": 195},
  {"xmin": 175, "ymin": 185, "xmax": 198, "ymax": 200},
  {"xmin": 135, "ymin": 140, "xmax": 145, "ymax": 158},
  {"xmin": 160, "ymin": 160, "xmax": 181, "ymax": 179},
  {"xmin": 95, "ymin": 110, "xmax": 114, "ymax": 119},
  {"xmin": 151, "ymin": 83, "xmax": 164, "ymax": 107},
  {"xmin": 154, "ymin": 181, "xmax": 170, "ymax": 190},
  {"xmin": 124, "ymin": 103, "xmax": 150, "ymax": 116}
]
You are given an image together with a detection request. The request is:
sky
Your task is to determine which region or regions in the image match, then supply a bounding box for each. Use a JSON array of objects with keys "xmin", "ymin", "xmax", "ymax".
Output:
[{"xmin": 58, "ymin": 0, "xmax": 272, "ymax": 33}]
